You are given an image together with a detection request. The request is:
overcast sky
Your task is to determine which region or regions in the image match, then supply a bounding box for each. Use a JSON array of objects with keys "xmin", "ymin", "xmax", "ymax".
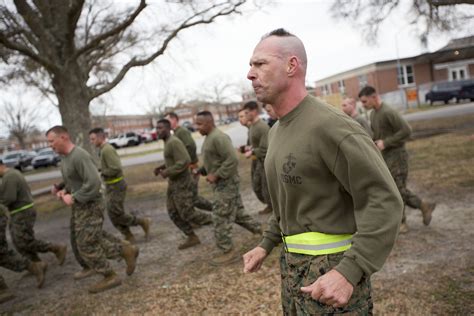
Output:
[{"xmin": 1, "ymin": 0, "xmax": 472, "ymax": 136}]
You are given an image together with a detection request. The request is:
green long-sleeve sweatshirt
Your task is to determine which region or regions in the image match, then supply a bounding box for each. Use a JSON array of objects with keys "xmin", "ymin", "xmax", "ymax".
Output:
[
  {"xmin": 164, "ymin": 135, "xmax": 191, "ymax": 180},
  {"xmin": 370, "ymin": 102, "xmax": 412, "ymax": 152},
  {"xmin": 60, "ymin": 146, "xmax": 102, "ymax": 204},
  {"xmin": 202, "ymin": 128, "xmax": 238, "ymax": 180},
  {"xmin": 261, "ymin": 95, "xmax": 403, "ymax": 287},
  {"xmin": 0, "ymin": 169, "xmax": 34, "ymax": 211},
  {"xmin": 100, "ymin": 143, "xmax": 124, "ymax": 181},
  {"xmin": 174, "ymin": 126, "xmax": 198, "ymax": 164},
  {"xmin": 249, "ymin": 119, "xmax": 269, "ymax": 159}
]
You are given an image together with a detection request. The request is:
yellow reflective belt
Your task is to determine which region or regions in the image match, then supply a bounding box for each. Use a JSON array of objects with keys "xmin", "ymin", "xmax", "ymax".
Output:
[
  {"xmin": 10, "ymin": 203, "xmax": 34, "ymax": 215},
  {"xmin": 282, "ymin": 231, "xmax": 353, "ymax": 256},
  {"xmin": 104, "ymin": 176, "xmax": 124, "ymax": 185}
]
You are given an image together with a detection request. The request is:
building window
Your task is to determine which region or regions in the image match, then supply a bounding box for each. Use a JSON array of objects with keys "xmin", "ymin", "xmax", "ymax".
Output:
[
  {"xmin": 397, "ymin": 64, "xmax": 414, "ymax": 86},
  {"xmin": 321, "ymin": 84, "xmax": 332, "ymax": 96},
  {"xmin": 338, "ymin": 80, "xmax": 345, "ymax": 94},
  {"xmin": 358, "ymin": 75, "xmax": 368, "ymax": 87}
]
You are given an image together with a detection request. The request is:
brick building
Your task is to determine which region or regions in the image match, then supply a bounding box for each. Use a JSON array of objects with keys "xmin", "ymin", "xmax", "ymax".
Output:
[
  {"xmin": 315, "ymin": 35, "xmax": 474, "ymax": 110},
  {"xmin": 92, "ymin": 115, "xmax": 154, "ymax": 137},
  {"xmin": 165, "ymin": 101, "xmax": 242, "ymax": 125}
]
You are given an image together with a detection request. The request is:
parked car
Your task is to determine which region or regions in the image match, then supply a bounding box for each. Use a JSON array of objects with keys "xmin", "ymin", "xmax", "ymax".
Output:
[
  {"xmin": 182, "ymin": 121, "xmax": 195, "ymax": 132},
  {"xmin": 458, "ymin": 83, "xmax": 474, "ymax": 102},
  {"xmin": 140, "ymin": 132, "xmax": 153, "ymax": 143},
  {"xmin": 425, "ymin": 79, "xmax": 474, "ymax": 105},
  {"xmin": 108, "ymin": 132, "xmax": 141, "ymax": 148},
  {"xmin": 31, "ymin": 148, "xmax": 60, "ymax": 169},
  {"xmin": 2, "ymin": 150, "xmax": 37, "ymax": 171}
]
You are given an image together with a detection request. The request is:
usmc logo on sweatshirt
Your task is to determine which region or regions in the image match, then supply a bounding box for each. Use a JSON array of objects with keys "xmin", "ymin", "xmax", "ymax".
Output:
[{"xmin": 281, "ymin": 153, "xmax": 302, "ymax": 185}]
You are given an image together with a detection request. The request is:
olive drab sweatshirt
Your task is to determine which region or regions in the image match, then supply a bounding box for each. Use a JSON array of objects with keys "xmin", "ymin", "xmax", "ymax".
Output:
[
  {"xmin": 163, "ymin": 135, "xmax": 191, "ymax": 180},
  {"xmin": 100, "ymin": 143, "xmax": 124, "ymax": 181},
  {"xmin": 370, "ymin": 102, "xmax": 412, "ymax": 153},
  {"xmin": 260, "ymin": 95, "xmax": 403, "ymax": 287},
  {"xmin": 0, "ymin": 169, "xmax": 34, "ymax": 211},
  {"xmin": 60, "ymin": 146, "xmax": 102, "ymax": 204},
  {"xmin": 249, "ymin": 119, "xmax": 269, "ymax": 160},
  {"xmin": 174, "ymin": 126, "xmax": 198, "ymax": 164},
  {"xmin": 201, "ymin": 128, "xmax": 238, "ymax": 180}
]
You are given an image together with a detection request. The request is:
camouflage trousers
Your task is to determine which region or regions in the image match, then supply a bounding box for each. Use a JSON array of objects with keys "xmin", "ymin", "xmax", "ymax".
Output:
[
  {"xmin": 0, "ymin": 212, "xmax": 29, "ymax": 272},
  {"xmin": 280, "ymin": 250, "xmax": 373, "ymax": 315},
  {"xmin": 191, "ymin": 174, "xmax": 213, "ymax": 211},
  {"xmin": 167, "ymin": 173, "xmax": 212, "ymax": 236},
  {"xmin": 71, "ymin": 200, "xmax": 123, "ymax": 275},
  {"xmin": 9, "ymin": 208, "xmax": 52, "ymax": 262},
  {"xmin": 251, "ymin": 159, "xmax": 272, "ymax": 207},
  {"xmin": 212, "ymin": 175, "xmax": 261, "ymax": 253},
  {"xmin": 384, "ymin": 148, "xmax": 422, "ymax": 222},
  {"xmin": 105, "ymin": 180, "xmax": 139, "ymax": 236}
]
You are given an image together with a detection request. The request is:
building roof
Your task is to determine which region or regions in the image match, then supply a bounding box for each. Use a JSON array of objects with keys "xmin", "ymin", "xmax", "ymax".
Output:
[{"xmin": 437, "ymin": 35, "xmax": 474, "ymax": 51}]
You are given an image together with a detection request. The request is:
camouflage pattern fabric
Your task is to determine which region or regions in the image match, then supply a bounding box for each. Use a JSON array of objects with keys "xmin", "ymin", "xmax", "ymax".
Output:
[
  {"xmin": 167, "ymin": 174, "xmax": 212, "ymax": 236},
  {"xmin": 72, "ymin": 200, "xmax": 123, "ymax": 275},
  {"xmin": 105, "ymin": 180, "xmax": 138, "ymax": 236},
  {"xmin": 383, "ymin": 148, "xmax": 422, "ymax": 221},
  {"xmin": 251, "ymin": 159, "xmax": 272, "ymax": 207},
  {"xmin": 280, "ymin": 249, "xmax": 373, "ymax": 315},
  {"xmin": 70, "ymin": 210, "xmax": 89, "ymax": 269},
  {"xmin": 212, "ymin": 175, "xmax": 261, "ymax": 252},
  {"xmin": 191, "ymin": 175, "xmax": 213, "ymax": 211},
  {"xmin": 9, "ymin": 208, "xmax": 52, "ymax": 262},
  {"xmin": 0, "ymin": 210, "xmax": 29, "ymax": 272}
]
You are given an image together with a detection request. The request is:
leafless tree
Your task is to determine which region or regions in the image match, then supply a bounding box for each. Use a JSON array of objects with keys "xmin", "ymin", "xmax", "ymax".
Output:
[
  {"xmin": 0, "ymin": 0, "xmax": 255, "ymax": 152},
  {"xmin": 0, "ymin": 101, "xmax": 42, "ymax": 149},
  {"xmin": 330, "ymin": 0, "xmax": 474, "ymax": 45}
]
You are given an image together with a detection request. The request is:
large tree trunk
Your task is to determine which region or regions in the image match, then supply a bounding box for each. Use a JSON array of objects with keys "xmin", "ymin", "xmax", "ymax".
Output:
[{"xmin": 52, "ymin": 64, "xmax": 93, "ymax": 154}]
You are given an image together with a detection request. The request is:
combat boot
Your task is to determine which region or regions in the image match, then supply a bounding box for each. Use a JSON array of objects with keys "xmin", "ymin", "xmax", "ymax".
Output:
[
  {"xmin": 27, "ymin": 261, "xmax": 47, "ymax": 288},
  {"xmin": 137, "ymin": 217, "xmax": 151, "ymax": 241},
  {"xmin": 123, "ymin": 231, "xmax": 136, "ymax": 244},
  {"xmin": 121, "ymin": 242, "xmax": 139, "ymax": 276},
  {"xmin": 420, "ymin": 201, "xmax": 436, "ymax": 226},
  {"xmin": 399, "ymin": 222, "xmax": 409, "ymax": 234},
  {"xmin": 259, "ymin": 205, "xmax": 272, "ymax": 215},
  {"xmin": 209, "ymin": 248, "xmax": 240, "ymax": 266},
  {"xmin": 88, "ymin": 272, "xmax": 122, "ymax": 294},
  {"xmin": 74, "ymin": 268, "xmax": 96, "ymax": 280},
  {"xmin": 178, "ymin": 233, "xmax": 201, "ymax": 250},
  {"xmin": 50, "ymin": 243, "xmax": 67, "ymax": 265}
]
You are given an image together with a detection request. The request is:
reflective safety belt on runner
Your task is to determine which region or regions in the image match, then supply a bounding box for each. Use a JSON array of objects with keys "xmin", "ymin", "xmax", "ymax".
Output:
[
  {"xmin": 10, "ymin": 203, "xmax": 34, "ymax": 216},
  {"xmin": 282, "ymin": 231, "xmax": 353, "ymax": 256},
  {"xmin": 104, "ymin": 176, "xmax": 124, "ymax": 185}
]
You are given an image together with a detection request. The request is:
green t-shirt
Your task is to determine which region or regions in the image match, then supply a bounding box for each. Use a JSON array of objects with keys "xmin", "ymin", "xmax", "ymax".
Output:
[
  {"xmin": 353, "ymin": 113, "xmax": 373, "ymax": 138},
  {"xmin": 163, "ymin": 135, "xmax": 191, "ymax": 180},
  {"xmin": 60, "ymin": 146, "xmax": 102, "ymax": 203},
  {"xmin": 261, "ymin": 95, "xmax": 403, "ymax": 287},
  {"xmin": 202, "ymin": 128, "xmax": 238, "ymax": 180},
  {"xmin": 370, "ymin": 102, "xmax": 412, "ymax": 153},
  {"xmin": 0, "ymin": 169, "xmax": 33, "ymax": 211},
  {"xmin": 249, "ymin": 119, "xmax": 269, "ymax": 159},
  {"xmin": 174, "ymin": 126, "xmax": 198, "ymax": 164},
  {"xmin": 100, "ymin": 143, "xmax": 123, "ymax": 182}
]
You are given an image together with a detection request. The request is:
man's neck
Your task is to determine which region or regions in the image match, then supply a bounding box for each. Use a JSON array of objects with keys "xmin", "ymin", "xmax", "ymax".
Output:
[
  {"xmin": 351, "ymin": 110, "xmax": 358, "ymax": 118},
  {"xmin": 64, "ymin": 143, "xmax": 75, "ymax": 155},
  {"xmin": 251, "ymin": 116, "xmax": 260, "ymax": 125},
  {"xmin": 374, "ymin": 101, "xmax": 382, "ymax": 111},
  {"xmin": 272, "ymin": 86, "xmax": 308, "ymax": 118}
]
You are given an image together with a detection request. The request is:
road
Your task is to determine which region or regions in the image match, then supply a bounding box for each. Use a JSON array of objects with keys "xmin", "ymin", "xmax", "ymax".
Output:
[
  {"xmin": 26, "ymin": 123, "xmax": 249, "ymax": 185},
  {"xmin": 26, "ymin": 101, "xmax": 474, "ymax": 186}
]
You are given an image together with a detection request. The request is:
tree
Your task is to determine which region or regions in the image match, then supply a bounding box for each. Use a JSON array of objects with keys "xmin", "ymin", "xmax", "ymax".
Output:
[
  {"xmin": 330, "ymin": 0, "xmax": 474, "ymax": 44},
  {"xmin": 0, "ymin": 101, "xmax": 42, "ymax": 149},
  {"xmin": 0, "ymin": 0, "xmax": 252, "ymax": 152}
]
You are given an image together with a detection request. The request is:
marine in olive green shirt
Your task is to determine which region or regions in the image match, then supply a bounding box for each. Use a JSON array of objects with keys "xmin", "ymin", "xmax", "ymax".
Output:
[
  {"xmin": 0, "ymin": 169, "xmax": 34, "ymax": 212},
  {"xmin": 174, "ymin": 126, "xmax": 198, "ymax": 164},
  {"xmin": 99, "ymin": 143, "xmax": 123, "ymax": 182},
  {"xmin": 201, "ymin": 128, "xmax": 238, "ymax": 180},
  {"xmin": 163, "ymin": 135, "xmax": 192, "ymax": 180},
  {"xmin": 261, "ymin": 95, "xmax": 403, "ymax": 287},
  {"xmin": 248, "ymin": 119, "xmax": 269, "ymax": 159},
  {"xmin": 60, "ymin": 146, "xmax": 102, "ymax": 203},
  {"xmin": 370, "ymin": 102, "xmax": 411, "ymax": 154}
]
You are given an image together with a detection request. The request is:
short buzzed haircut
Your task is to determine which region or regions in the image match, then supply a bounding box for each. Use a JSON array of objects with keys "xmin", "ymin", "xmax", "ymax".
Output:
[
  {"xmin": 243, "ymin": 101, "xmax": 259, "ymax": 112},
  {"xmin": 46, "ymin": 125, "xmax": 69, "ymax": 136},
  {"xmin": 358, "ymin": 86, "xmax": 377, "ymax": 98},
  {"xmin": 157, "ymin": 119, "xmax": 171, "ymax": 129},
  {"xmin": 89, "ymin": 127, "xmax": 105, "ymax": 136},
  {"xmin": 196, "ymin": 111, "xmax": 214, "ymax": 121},
  {"xmin": 262, "ymin": 28, "xmax": 294, "ymax": 39},
  {"xmin": 261, "ymin": 28, "xmax": 307, "ymax": 73},
  {"xmin": 166, "ymin": 112, "xmax": 179, "ymax": 121}
]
